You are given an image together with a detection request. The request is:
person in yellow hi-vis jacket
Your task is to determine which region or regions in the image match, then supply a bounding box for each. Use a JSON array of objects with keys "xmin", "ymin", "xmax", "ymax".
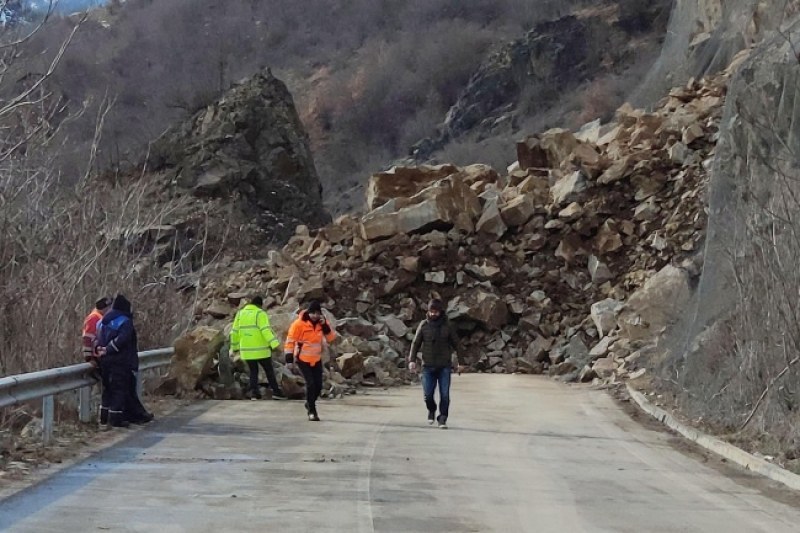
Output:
[{"xmin": 230, "ymin": 296, "xmax": 285, "ymax": 400}]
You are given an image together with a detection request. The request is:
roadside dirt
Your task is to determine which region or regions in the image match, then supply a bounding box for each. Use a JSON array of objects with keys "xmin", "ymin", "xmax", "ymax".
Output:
[
  {"xmin": 0, "ymin": 397, "xmax": 188, "ymax": 498},
  {"xmin": 610, "ymin": 383, "xmax": 800, "ymax": 509}
]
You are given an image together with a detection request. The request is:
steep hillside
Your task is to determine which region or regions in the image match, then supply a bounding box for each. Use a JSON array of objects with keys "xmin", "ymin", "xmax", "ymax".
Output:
[
  {"xmin": 635, "ymin": 0, "xmax": 800, "ymax": 102},
  {"xmin": 14, "ymin": 0, "xmax": 668, "ymax": 214},
  {"xmin": 649, "ymin": 14, "xmax": 800, "ymax": 467}
]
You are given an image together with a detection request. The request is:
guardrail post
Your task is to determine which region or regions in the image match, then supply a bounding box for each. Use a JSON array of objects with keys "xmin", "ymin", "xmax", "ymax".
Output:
[
  {"xmin": 135, "ymin": 371, "xmax": 143, "ymax": 399},
  {"xmin": 42, "ymin": 395, "xmax": 54, "ymax": 445},
  {"xmin": 78, "ymin": 385, "xmax": 92, "ymax": 423}
]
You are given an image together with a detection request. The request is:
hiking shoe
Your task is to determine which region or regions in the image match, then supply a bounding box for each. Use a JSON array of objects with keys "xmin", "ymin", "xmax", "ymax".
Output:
[
  {"xmin": 437, "ymin": 416, "xmax": 448, "ymax": 430},
  {"xmin": 427, "ymin": 411, "xmax": 435, "ymax": 425},
  {"xmin": 308, "ymin": 413, "xmax": 320, "ymax": 422}
]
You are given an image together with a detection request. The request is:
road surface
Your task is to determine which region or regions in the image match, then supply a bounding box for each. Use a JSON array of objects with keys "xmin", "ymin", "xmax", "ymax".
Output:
[{"xmin": 1, "ymin": 375, "xmax": 800, "ymax": 532}]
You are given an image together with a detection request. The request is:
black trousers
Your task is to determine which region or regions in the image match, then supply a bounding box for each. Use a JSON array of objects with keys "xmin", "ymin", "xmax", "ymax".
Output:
[
  {"xmin": 101, "ymin": 365, "xmax": 149, "ymax": 423},
  {"xmin": 106, "ymin": 366, "xmax": 132, "ymax": 426},
  {"xmin": 247, "ymin": 358, "xmax": 282, "ymax": 395},
  {"xmin": 125, "ymin": 371, "xmax": 151, "ymax": 422},
  {"xmin": 297, "ymin": 360, "xmax": 323, "ymax": 414}
]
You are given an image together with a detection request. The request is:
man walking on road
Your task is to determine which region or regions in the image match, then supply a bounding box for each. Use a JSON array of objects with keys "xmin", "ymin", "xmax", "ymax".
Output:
[
  {"xmin": 230, "ymin": 296, "xmax": 285, "ymax": 400},
  {"xmin": 284, "ymin": 300, "xmax": 336, "ymax": 421},
  {"xmin": 408, "ymin": 299, "xmax": 462, "ymax": 429}
]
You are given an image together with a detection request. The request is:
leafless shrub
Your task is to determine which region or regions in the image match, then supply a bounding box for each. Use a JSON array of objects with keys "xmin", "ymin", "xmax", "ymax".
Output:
[{"xmin": 0, "ymin": 16, "xmax": 202, "ymax": 377}]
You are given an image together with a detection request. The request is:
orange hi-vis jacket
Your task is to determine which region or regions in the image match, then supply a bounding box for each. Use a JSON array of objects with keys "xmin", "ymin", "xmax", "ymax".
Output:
[
  {"xmin": 284, "ymin": 312, "xmax": 337, "ymax": 366},
  {"xmin": 82, "ymin": 309, "xmax": 103, "ymax": 360}
]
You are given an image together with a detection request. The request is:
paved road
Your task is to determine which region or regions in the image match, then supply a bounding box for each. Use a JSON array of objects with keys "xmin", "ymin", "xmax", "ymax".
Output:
[{"xmin": 2, "ymin": 375, "xmax": 800, "ymax": 532}]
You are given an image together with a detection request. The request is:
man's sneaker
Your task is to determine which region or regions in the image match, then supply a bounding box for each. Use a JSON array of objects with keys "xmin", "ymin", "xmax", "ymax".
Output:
[
  {"xmin": 427, "ymin": 411, "xmax": 436, "ymax": 425},
  {"xmin": 308, "ymin": 413, "xmax": 320, "ymax": 422},
  {"xmin": 272, "ymin": 391, "xmax": 287, "ymax": 400},
  {"xmin": 437, "ymin": 416, "xmax": 448, "ymax": 430}
]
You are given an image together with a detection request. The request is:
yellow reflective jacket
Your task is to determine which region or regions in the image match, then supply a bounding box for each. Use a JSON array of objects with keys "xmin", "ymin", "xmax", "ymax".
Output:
[{"xmin": 230, "ymin": 304, "xmax": 280, "ymax": 360}]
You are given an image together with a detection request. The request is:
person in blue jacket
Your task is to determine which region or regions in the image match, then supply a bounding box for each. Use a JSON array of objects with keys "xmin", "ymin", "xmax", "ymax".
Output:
[{"xmin": 97, "ymin": 294, "xmax": 153, "ymax": 427}]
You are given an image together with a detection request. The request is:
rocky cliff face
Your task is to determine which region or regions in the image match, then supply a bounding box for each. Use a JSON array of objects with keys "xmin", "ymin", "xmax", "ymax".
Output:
[
  {"xmin": 411, "ymin": 0, "xmax": 671, "ymax": 159},
  {"xmin": 655, "ymin": 19, "xmax": 800, "ymax": 457},
  {"xmin": 635, "ymin": 0, "xmax": 800, "ymax": 102},
  {"xmin": 150, "ymin": 69, "xmax": 330, "ymax": 244}
]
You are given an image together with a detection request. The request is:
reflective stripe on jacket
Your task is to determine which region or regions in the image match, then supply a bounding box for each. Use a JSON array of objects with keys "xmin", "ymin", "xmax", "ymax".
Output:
[
  {"xmin": 82, "ymin": 309, "xmax": 103, "ymax": 358},
  {"xmin": 230, "ymin": 304, "xmax": 281, "ymax": 360},
  {"xmin": 284, "ymin": 312, "xmax": 337, "ymax": 366}
]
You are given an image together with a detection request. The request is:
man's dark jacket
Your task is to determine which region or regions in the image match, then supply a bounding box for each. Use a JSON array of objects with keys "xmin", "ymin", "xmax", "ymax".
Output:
[
  {"xmin": 98, "ymin": 295, "xmax": 139, "ymax": 371},
  {"xmin": 409, "ymin": 316, "xmax": 459, "ymax": 369}
]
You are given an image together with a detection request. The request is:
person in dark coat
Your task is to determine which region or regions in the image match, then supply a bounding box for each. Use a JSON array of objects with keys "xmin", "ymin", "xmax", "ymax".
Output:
[
  {"xmin": 408, "ymin": 299, "xmax": 463, "ymax": 429},
  {"xmin": 97, "ymin": 294, "xmax": 153, "ymax": 427}
]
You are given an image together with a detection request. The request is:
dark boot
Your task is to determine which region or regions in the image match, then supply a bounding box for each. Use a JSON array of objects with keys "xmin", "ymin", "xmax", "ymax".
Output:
[
  {"xmin": 109, "ymin": 411, "xmax": 130, "ymax": 428},
  {"xmin": 129, "ymin": 412, "xmax": 154, "ymax": 425}
]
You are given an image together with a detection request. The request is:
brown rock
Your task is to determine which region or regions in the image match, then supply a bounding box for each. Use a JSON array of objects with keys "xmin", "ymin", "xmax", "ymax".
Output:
[
  {"xmin": 618, "ymin": 265, "xmax": 691, "ymax": 342},
  {"xmin": 500, "ymin": 195, "xmax": 535, "ymax": 227},
  {"xmin": 337, "ymin": 353, "xmax": 365, "ymax": 379},
  {"xmin": 366, "ymin": 164, "xmax": 457, "ymax": 210},
  {"xmin": 360, "ymin": 177, "xmax": 482, "ymax": 241},
  {"xmin": 555, "ymin": 234, "xmax": 586, "ymax": 263},
  {"xmin": 588, "ymin": 255, "xmax": 614, "ymax": 284},
  {"xmin": 476, "ymin": 199, "xmax": 507, "ymax": 238},
  {"xmin": 592, "ymin": 357, "xmax": 616, "ymax": 379},
  {"xmin": 551, "ymin": 171, "xmax": 588, "ymax": 206},
  {"xmin": 448, "ymin": 291, "xmax": 509, "ymax": 330},
  {"xmin": 205, "ymin": 302, "xmax": 234, "ymax": 319},
  {"xmin": 171, "ymin": 327, "xmax": 225, "ymax": 395},
  {"xmin": 597, "ymin": 156, "xmax": 632, "ymax": 185},
  {"xmin": 516, "ymin": 136, "xmax": 550, "ymax": 169}
]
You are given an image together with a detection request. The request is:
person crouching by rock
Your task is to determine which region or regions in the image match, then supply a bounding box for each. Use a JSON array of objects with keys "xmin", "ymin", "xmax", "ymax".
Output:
[
  {"xmin": 408, "ymin": 298, "xmax": 463, "ymax": 429},
  {"xmin": 96, "ymin": 294, "xmax": 153, "ymax": 428},
  {"xmin": 284, "ymin": 300, "xmax": 336, "ymax": 421}
]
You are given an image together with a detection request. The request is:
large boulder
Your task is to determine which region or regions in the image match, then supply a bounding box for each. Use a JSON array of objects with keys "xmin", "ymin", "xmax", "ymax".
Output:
[
  {"xmin": 618, "ymin": 265, "xmax": 692, "ymax": 341},
  {"xmin": 365, "ymin": 164, "xmax": 499, "ymax": 211},
  {"xmin": 337, "ymin": 353, "xmax": 365, "ymax": 379},
  {"xmin": 171, "ymin": 327, "xmax": 225, "ymax": 395},
  {"xmin": 360, "ymin": 177, "xmax": 482, "ymax": 241},
  {"xmin": 150, "ymin": 69, "xmax": 330, "ymax": 244},
  {"xmin": 447, "ymin": 291, "xmax": 509, "ymax": 330},
  {"xmin": 366, "ymin": 165, "xmax": 458, "ymax": 211}
]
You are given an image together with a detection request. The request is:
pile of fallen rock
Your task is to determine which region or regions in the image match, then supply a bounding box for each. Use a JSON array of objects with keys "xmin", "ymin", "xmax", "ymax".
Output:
[{"xmin": 168, "ymin": 71, "xmax": 728, "ymax": 398}]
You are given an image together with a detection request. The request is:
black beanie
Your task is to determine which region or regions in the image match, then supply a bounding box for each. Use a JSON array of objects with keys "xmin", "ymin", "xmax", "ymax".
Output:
[
  {"xmin": 428, "ymin": 299, "xmax": 444, "ymax": 312},
  {"xmin": 112, "ymin": 294, "xmax": 132, "ymax": 314},
  {"xmin": 95, "ymin": 296, "xmax": 112, "ymax": 310},
  {"xmin": 307, "ymin": 300, "xmax": 322, "ymax": 314}
]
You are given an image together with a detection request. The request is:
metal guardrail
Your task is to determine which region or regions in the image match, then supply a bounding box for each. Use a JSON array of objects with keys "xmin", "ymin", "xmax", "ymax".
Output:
[{"xmin": 0, "ymin": 348, "xmax": 174, "ymax": 444}]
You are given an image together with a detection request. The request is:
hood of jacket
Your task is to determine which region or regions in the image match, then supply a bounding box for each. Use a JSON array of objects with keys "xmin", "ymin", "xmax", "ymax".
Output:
[{"xmin": 111, "ymin": 294, "xmax": 132, "ymax": 316}]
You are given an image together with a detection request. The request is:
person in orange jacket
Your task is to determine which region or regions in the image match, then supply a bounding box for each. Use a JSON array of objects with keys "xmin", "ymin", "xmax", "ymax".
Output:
[
  {"xmin": 82, "ymin": 297, "xmax": 112, "ymax": 425},
  {"xmin": 284, "ymin": 300, "xmax": 336, "ymax": 421},
  {"xmin": 82, "ymin": 296, "xmax": 112, "ymax": 364}
]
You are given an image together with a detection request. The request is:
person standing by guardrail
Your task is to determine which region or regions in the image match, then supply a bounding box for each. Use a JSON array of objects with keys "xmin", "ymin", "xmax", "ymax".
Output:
[
  {"xmin": 96, "ymin": 294, "xmax": 153, "ymax": 428},
  {"xmin": 230, "ymin": 295, "xmax": 285, "ymax": 400},
  {"xmin": 284, "ymin": 300, "xmax": 336, "ymax": 422},
  {"xmin": 82, "ymin": 296, "xmax": 112, "ymax": 424}
]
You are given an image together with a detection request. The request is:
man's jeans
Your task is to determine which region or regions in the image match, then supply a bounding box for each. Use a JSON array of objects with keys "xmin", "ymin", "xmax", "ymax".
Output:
[{"xmin": 422, "ymin": 366, "xmax": 452, "ymax": 420}]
